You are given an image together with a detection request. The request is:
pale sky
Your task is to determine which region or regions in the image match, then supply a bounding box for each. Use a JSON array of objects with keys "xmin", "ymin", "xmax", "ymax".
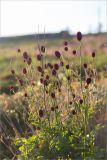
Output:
[{"xmin": 0, "ymin": 0, "xmax": 107, "ymax": 37}]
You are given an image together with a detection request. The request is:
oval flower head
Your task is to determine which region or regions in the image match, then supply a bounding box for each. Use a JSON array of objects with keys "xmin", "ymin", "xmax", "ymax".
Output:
[{"xmin": 77, "ymin": 32, "xmax": 82, "ymax": 41}]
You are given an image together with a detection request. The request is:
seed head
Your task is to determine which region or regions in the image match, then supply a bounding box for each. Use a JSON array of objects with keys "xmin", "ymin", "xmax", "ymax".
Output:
[
  {"xmin": 77, "ymin": 31, "xmax": 82, "ymax": 41},
  {"xmin": 92, "ymin": 52, "xmax": 95, "ymax": 58},
  {"xmin": 24, "ymin": 93, "xmax": 28, "ymax": 97},
  {"xmin": 19, "ymin": 79, "xmax": 23, "ymax": 86},
  {"xmin": 52, "ymin": 69, "xmax": 57, "ymax": 76},
  {"xmin": 40, "ymin": 78, "xmax": 43, "ymax": 84},
  {"xmin": 17, "ymin": 49, "xmax": 21, "ymax": 53},
  {"xmin": 72, "ymin": 50, "xmax": 76, "ymax": 55},
  {"xmin": 27, "ymin": 57, "xmax": 32, "ymax": 65},
  {"xmin": 54, "ymin": 63, "xmax": 59, "ymax": 70},
  {"xmin": 86, "ymin": 78, "xmax": 91, "ymax": 85},
  {"xmin": 23, "ymin": 52, "xmax": 28, "ymax": 59},
  {"xmin": 55, "ymin": 51, "xmax": 61, "ymax": 58},
  {"xmin": 37, "ymin": 66, "xmax": 43, "ymax": 73},
  {"xmin": 39, "ymin": 109, "xmax": 44, "ymax": 117},
  {"xmin": 79, "ymin": 99, "xmax": 83, "ymax": 104},
  {"xmin": 64, "ymin": 41, "xmax": 68, "ymax": 46},
  {"xmin": 37, "ymin": 54, "xmax": 42, "ymax": 61},
  {"xmin": 23, "ymin": 68, "xmax": 27, "ymax": 74},
  {"xmin": 69, "ymin": 101, "xmax": 72, "ymax": 105},
  {"xmin": 43, "ymin": 79, "xmax": 48, "ymax": 86},
  {"xmin": 83, "ymin": 63, "xmax": 87, "ymax": 69},
  {"xmin": 64, "ymin": 47, "xmax": 68, "ymax": 51},
  {"xmin": 60, "ymin": 61, "xmax": 64, "ymax": 66},
  {"xmin": 72, "ymin": 110, "xmax": 76, "ymax": 115},
  {"xmin": 67, "ymin": 76, "xmax": 71, "ymax": 81},
  {"xmin": 51, "ymin": 92, "xmax": 55, "ymax": 98},
  {"xmin": 11, "ymin": 69, "xmax": 15, "ymax": 75},
  {"xmin": 41, "ymin": 46, "xmax": 45, "ymax": 53},
  {"xmin": 46, "ymin": 75, "xmax": 49, "ymax": 80},
  {"xmin": 66, "ymin": 64, "xmax": 70, "ymax": 69},
  {"xmin": 51, "ymin": 107, "xmax": 55, "ymax": 111}
]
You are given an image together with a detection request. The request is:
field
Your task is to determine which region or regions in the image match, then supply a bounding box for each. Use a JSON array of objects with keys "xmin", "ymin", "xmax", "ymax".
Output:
[{"xmin": 0, "ymin": 32, "xmax": 107, "ymax": 159}]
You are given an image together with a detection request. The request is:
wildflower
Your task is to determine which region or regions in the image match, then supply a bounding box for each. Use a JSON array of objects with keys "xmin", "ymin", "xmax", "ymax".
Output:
[
  {"xmin": 86, "ymin": 77, "xmax": 91, "ymax": 85},
  {"xmin": 92, "ymin": 51, "xmax": 95, "ymax": 58},
  {"xmin": 64, "ymin": 47, "xmax": 68, "ymax": 51},
  {"xmin": 39, "ymin": 109, "xmax": 44, "ymax": 117},
  {"xmin": 51, "ymin": 107, "xmax": 55, "ymax": 111},
  {"xmin": 27, "ymin": 57, "xmax": 32, "ymax": 65},
  {"xmin": 17, "ymin": 49, "xmax": 21, "ymax": 53},
  {"xmin": 24, "ymin": 93, "xmax": 28, "ymax": 97},
  {"xmin": 64, "ymin": 41, "xmax": 68, "ymax": 46},
  {"xmin": 11, "ymin": 69, "xmax": 15, "ymax": 75},
  {"xmin": 23, "ymin": 52, "xmax": 28, "ymax": 59},
  {"xmin": 72, "ymin": 94, "xmax": 75, "ymax": 98},
  {"xmin": 37, "ymin": 54, "xmax": 42, "ymax": 61},
  {"xmin": 54, "ymin": 63, "xmax": 59, "ymax": 70},
  {"xmin": 77, "ymin": 31, "xmax": 82, "ymax": 41},
  {"xmin": 43, "ymin": 79, "xmax": 48, "ymax": 86},
  {"xmin": 19, "ymin": 79, "xmax": 23, "ymax": 86},
  {"xmin": 52, "ymin": 69, "xmax": 57, "ymax": 76},
  {"xmin": 84, "ymin": 63, "xmax": 87, "ymax": 69},
  {"xmin": 67, "ymin": 76, "xmax": 71, "ymax": 81},
  {"xmin": 37, "ymin": 66, "xmax": 43, "ymax": 73},
  {"xmin": 23, "ymin": 68, "xmax": 27, "ymax": 74},
  {"xmin": 55, "ymin": 106, "xmax": 58, "ymax": 109},
  {"xmin": 79, "ymin": 99, "xmax": 83, "ymax": 104},
  {"xmin": 40, "ymin": 78, "xmax": 43, "ymax": 84},
  {"xmin": 41, "ymin": 46, "xmax": 45, "ymax": 53},
  {"xmin": 72, "ymin": 50, "xmax": 76, "ymax": 55},
  {"xmin": 48, "ymin": 63, "xmax": 53, "ymax": 69},
  {"xmin": 66, "ymin": 64, "xmax": 70, "ymax": 69},
  {"xmin": 10, "ymin": 86, "xmax": 14, "ymax": 91},
  {"xmin": 69, "ymin": 101, "xmax": 72, "ymax": 105},
  {"xmin": 55, "ymin": 51, "xmax": 61, "ymax": 58},
  {"xmin": 46, "ymin": 75, "xmax": 49, "ymax": 80},
  {"xmin": 60, "ymin": 61, "xmax": 64, "ymax": 66},
  {"xmin": 72, "ymin": 110, "xmax": 76, "ymax": 115},
  {"xmin": 51, "ymin": 92, "xmax": 55, "ymax": 98}
]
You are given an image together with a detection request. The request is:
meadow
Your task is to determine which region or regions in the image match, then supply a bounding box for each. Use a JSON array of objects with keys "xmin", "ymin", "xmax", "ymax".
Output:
[{"xmin": 0, "ymin": 32, "xmax": 107, "ymax": 159}]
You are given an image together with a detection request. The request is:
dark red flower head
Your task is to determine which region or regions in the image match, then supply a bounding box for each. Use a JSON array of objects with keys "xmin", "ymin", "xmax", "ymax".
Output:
[
  {"xmin": 64, "ymin": 41, "xmax": 68, "ymax": 46},
  {"xmin": 83, "ymin": 63, "xmax": 87, "ymax": 69},
  {"xmin": 64, "ymin": 47, "xmax": 68, "ymax": 51},
  {"xmin": 23, "ymin": 68, "xmax": 27, "ymax": 74},
  {"xmin": 72, "ymin": 50, "xmax": 76, "ymax": 55},
  {"xmin": 19, "ymin": 79, "xmax": 23, "ymax": 86},
  {"xmin": 51, "ymin": 107, "xmax": 55, "ymax": 111},
  {"xmin": 41, "ymin": 46, "xmax": 45, "ymax": 53},
  {"xmin": 79, "ymin": 99, "xmax": 83, "ymax": 104},
  {"xmin": 23, "ymin": 52, "xmax": 28, "ymax": 59},
  {"xmin": 39, "ymin": 109, "xmax": 44, "ymax": 117},
  {"xmin": 54, "ymin": 63, "xmax": 59, "ymax": 70},
  {"xmin": 17, "ymin": 49, "xmax": 21, "ymax": 53},
  {"xmin": 86, "ymin": 77, "xmax": 91, "ymax": 85},
  {"xmin": 66, "ymin": 64, "xmax": 70, "ymax": 69},
  {"xmin": 51, "ymin": 92, "xmax": 55, "ymax": 98},
  {"xmin": 77, "ymin": 32, "xmax": 82, "ymax": 41},
  {"xmin": 55, "ymin": 51, "xmax": 61, "ymax": 58},
  {"xmin": 72, "ymin": 110, "xmax": 76, "ymax": 115},
  {"xmin": 24, "ymin": 93, "xmax": 28, "ymax": 97},
  {"xmin": 37, "ymin": 66, "xmax": 43, "ymax": 73},
  {"xmin": 11, "ymin": 69, "xmax": 15, "ymax": 75},
  {"xmin": 37, "ymin": 54, "xmax": 42, "ymax": 61},
  {"xmin": 92, "ymin": 52, "xmax": 95, "ymax": 58},
  {"xmin": 27, "ymin": 57, "xmax": 32, "ymax": 65},
  {"xmin": 52, "ymin": 69, "xmax": 57, "ymax": 76}
]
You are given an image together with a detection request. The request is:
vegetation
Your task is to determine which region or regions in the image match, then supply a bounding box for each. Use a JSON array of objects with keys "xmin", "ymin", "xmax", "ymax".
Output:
[{"xmin": 0, "ymin": 32, "xmax": 107, "ymax": 159}]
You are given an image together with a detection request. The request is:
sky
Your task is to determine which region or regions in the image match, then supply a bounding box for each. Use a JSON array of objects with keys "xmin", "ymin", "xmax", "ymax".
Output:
[{"xmin": 0, "ymin": 0, "xmax": 107, "ymax": 37}]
